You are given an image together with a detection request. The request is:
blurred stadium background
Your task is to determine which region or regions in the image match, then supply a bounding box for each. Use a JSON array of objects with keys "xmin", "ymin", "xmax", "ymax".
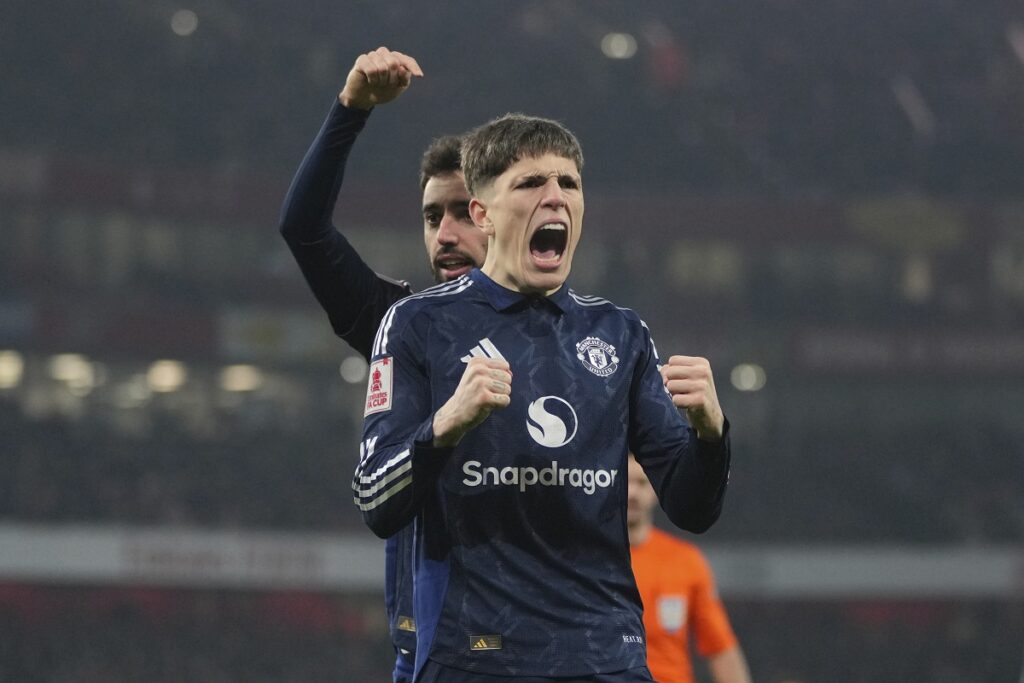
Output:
[{"xmin": 3, "ymin": 1, "xmax": 1024, "ymax": 680}]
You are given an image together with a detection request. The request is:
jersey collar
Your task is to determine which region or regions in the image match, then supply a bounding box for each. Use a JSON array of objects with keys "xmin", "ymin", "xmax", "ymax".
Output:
[{"xmin": 469, "ymin": 269, "xmax": 572, "ymax": 314}]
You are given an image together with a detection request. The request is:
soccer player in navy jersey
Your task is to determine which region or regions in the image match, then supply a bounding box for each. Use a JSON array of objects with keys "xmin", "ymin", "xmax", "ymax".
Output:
[
  {"xmin": 279, "ymin": 47, "xmax": 487, "ymax": 683},
  {"xmin": 356, "ymin": 114, "xmax": 731, "ymax": 681}
]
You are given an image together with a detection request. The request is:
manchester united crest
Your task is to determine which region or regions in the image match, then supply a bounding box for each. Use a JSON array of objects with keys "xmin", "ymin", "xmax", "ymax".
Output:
[{"xmin": 576, "ymin": 336, "xmax": 620, "ymax": 377}]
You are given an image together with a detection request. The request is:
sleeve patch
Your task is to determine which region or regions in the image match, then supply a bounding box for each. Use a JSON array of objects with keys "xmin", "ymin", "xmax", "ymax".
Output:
[
  {"xmin": 365, "ymin": 356, "xmax": 394, "ymax": 416},
  {"xmin": 656, "ymin": 595, "xmax": 688, "ymax": 633}
]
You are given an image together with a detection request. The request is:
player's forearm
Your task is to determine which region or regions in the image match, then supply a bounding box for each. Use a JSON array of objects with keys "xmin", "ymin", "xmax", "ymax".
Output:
[
  {"xmin": 353, "ymin": 444, "xmax": 419, "ymax": 538},
  {"xmin": 658, "ymin": 422, "xmax": 731, "ymax": 533},
  {"xmin": 354, "ymin": 478, "xmax": 417, "ymax": 539},
  {"xmin": 354, "ymin": 423, "xmax": 453, "ymax": 538},
  {"xmin": 707, "ymin": 646, "xmax": 752, "ymax": 683},
  {"xmin": 279, "ymin": 99, "xmax": 370, "ymax": 244},
  {"xmin": 279, "ymin": 100, "xmax": 403, "ymax": 355}
]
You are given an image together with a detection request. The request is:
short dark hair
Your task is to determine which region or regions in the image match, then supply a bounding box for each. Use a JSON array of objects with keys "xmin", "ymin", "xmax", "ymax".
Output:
[
  {"xmin": 461, "ymin": 113, "xmax": 584, "ymax": 196},
  {"xmin": 419, "ymin": 134, "xmax": 462, "ymax": 189}
]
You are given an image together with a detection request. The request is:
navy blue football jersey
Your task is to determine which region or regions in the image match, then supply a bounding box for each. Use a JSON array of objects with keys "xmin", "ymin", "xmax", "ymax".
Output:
[{"xmin": 355, "ymin": 269, "xmax": 730, "ymax": 678}]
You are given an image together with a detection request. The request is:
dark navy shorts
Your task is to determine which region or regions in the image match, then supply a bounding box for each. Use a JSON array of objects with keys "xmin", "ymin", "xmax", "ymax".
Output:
[{"xmin": 417, "ymin": 661, "xmax": 654, "ymax": 682}]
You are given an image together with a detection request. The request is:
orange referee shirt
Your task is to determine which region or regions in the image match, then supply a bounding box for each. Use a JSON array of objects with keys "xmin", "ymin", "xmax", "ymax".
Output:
[{"xmin": 631, "ymin": 528, "xmax": 738, "ymax": 683}]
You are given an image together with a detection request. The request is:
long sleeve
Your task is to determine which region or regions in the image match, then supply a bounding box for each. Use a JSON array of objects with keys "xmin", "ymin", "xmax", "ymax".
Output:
[
  {"xmin": 628, "ymin": 325, "xmax": 731, "ymax": 533},
  {"xmin": 353, "ymin": 309, "xmax": 452, "ymax": 538},
  {"xmin": 278, "ymin": 99, "xmax": 411, "ymax": 360}
]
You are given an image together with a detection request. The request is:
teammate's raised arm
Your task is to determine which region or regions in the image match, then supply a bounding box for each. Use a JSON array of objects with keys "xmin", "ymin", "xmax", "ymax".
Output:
[
  {"xmin": 278, "ymin": 47, "xmax": 423, "ymax": 358},
  {"xmin": 280, "ymin": 46, "xmax": 450, "ymax": 683}
]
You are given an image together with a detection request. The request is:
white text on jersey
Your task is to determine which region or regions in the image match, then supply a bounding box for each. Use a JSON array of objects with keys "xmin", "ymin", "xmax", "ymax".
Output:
[{"xmin": 462, "ymin": 460, "xmax": 618, "ymax": 495}]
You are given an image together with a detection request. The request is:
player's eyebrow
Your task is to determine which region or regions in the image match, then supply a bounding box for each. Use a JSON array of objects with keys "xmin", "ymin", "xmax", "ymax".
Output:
[
  {"xmin": 515, "ymin": 171, "xmax": 581, "ymax": 186},
  {"xmin": 423, "ymin": 199, "xmax": 469, "ymax": 211}
]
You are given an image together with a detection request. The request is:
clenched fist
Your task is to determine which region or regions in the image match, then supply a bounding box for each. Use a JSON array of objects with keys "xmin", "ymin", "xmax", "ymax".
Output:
[
  {"xmin": 432, "ymin": 357, "xmax": 512, "ymax": 448},
  {"xmin": 339, "ymin": 46, "xmax": 424, "ymax": 110},
  {"xmin": 660, "ymin": 355, "xmax": 725, "ymax": 442}
]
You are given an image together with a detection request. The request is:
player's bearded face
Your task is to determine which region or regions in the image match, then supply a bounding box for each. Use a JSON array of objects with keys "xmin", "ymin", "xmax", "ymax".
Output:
[
  {"xmin": 473, "ymin": 153, "xmax": 583, "ymax": 296},
  {"xmin": 422, "ymin": 173, "xmax": 488, "ymax": 283}
]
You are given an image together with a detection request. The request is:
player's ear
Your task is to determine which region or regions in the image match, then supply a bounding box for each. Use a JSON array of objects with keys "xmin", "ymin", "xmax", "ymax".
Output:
[{"xmin": 469, "ymin": 197, "xmax": 493, "ymax": 235}]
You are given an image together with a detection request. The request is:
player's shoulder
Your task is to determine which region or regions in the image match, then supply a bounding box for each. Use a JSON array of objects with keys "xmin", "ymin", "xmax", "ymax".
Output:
[
  {"xmin": 372, "ymin": 276, "xmax": 475, "ymax": 354},
  {"xmin": 566, "ymin": 289, "xmax": 647, "ymax": 332},
  {"xmin": 393, "ymin": 275, "xmax": 475, "ymax": 317},
  {"xmin": 375, "ymin": 272, "xmax": 415, "ymax": 299}
]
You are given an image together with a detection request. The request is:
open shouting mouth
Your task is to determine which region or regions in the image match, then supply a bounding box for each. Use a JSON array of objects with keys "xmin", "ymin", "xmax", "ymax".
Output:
[{"xmin": 529, "ymin": 221, "xmax": 568, "ymax": 270}]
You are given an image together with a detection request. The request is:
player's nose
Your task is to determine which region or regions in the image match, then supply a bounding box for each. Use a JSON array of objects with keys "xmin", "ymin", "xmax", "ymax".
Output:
[
  {"xmin": 436, "ymin": 213, "xmax": 460, "ymax": 244},
  {"xmin": 539, "ymin": 177, "xmax": 568, "ymax": 209}
]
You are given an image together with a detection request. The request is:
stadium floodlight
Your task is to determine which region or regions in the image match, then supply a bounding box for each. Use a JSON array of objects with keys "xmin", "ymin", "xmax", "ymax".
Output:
[
  {"xmin": 339, "ymin": 356, "xmax": 368, "ymax": 384},
  {"xmin": 147, "ymin": 360, "xmax": 188, "ymax": 393},
  {"xmin": 48, "ymin": 353, "xmax": 99, "ymax": 395},
  {"xmin": 0, "ymin": 350, "xmax": 24, "ymax": 389},
  {"xmin": 601, "ymin": 33, "xmax": 638, "ymax": 60},
  {"xmin": 730, "ymin": 363, "xmax": 767, "ymax": 392},
  {"xmin": 170, "ymin": 9, "xmax": 198, "ymax": 37},
  {"xmin": 220, "ymin": 364, "xmax": 263, "ymax": 392},
  {"xmin": 48, "ymin": 353, "xmax": 92, "ymax": 383}
]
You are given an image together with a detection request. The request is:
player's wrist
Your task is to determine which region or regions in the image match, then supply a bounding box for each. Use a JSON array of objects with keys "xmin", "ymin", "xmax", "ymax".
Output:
[
  {"xmin": 431, "ymin": 409, "xmax": 466, "ymax": 448},
  {"xmin": 432, "ymin": 432, "xmax": 463, "ymax": 448},
  {"xmin": 696, "ymin": 429, "xmax": 722, "ymax": 442},
  {"xmin": 338, "ymin": 90, "xmax": 373, "ymax": 110},
  {"xmin": 695, "ymin": 420, "xmax": 723, "ymax": 442}
]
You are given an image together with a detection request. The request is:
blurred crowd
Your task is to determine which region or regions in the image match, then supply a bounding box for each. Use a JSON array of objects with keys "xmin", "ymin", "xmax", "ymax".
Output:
[
  {"xmin": 0, "ymin": 585, "xmax": 392, "ymax": 683},
  {"xmin": 718, "ymin": 408, "xmax": 1024, "ymax": 542},
  {"xmin": 7, "ymin": 1, "xmax": 1023, "ymax": 197},
  {"xmin": 3, "ymin": 394, "xmax": 1022, "ymax": 543},
  {"xmin": 729, "ymin": 599, "xmax": 1023, "ymax": 683},
  {"xmin": 0, "ymin": 585, "xmax": 1018, "ymax": 683},
  {"xmin": 0, "ymin": 401, "xmax": 358, "ymax": 531}
]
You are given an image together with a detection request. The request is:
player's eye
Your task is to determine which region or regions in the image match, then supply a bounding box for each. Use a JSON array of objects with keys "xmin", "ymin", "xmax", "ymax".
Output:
[
  {"xmin": 559, "ymin": 176, "xmax": 580, "ymax": 190},
  {"xmin": 518, "ymin": 176, "xmax": 544, "ymax": 189},
  {"xmin": 424, "ymin": 213, "xmax": 441, "ymax": 227}
]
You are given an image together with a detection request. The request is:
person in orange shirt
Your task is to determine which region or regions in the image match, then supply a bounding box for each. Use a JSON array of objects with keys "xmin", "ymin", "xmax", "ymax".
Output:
[{"xmin": 628, "ymin": 455, "xmax": 753, "ymax": 683}]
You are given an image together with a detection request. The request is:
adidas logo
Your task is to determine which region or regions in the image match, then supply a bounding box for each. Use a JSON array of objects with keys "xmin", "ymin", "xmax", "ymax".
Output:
[
  {"xmin": 469, "ymin": 634, "xmax": 502, "ymax": 651},
  {"xmin": 396, "ymin": 615, "xmax": 416, "ymax": 632},
  {"xmin": 461, "ymin": 337, "xmax": 506, "ymax": 364}
]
